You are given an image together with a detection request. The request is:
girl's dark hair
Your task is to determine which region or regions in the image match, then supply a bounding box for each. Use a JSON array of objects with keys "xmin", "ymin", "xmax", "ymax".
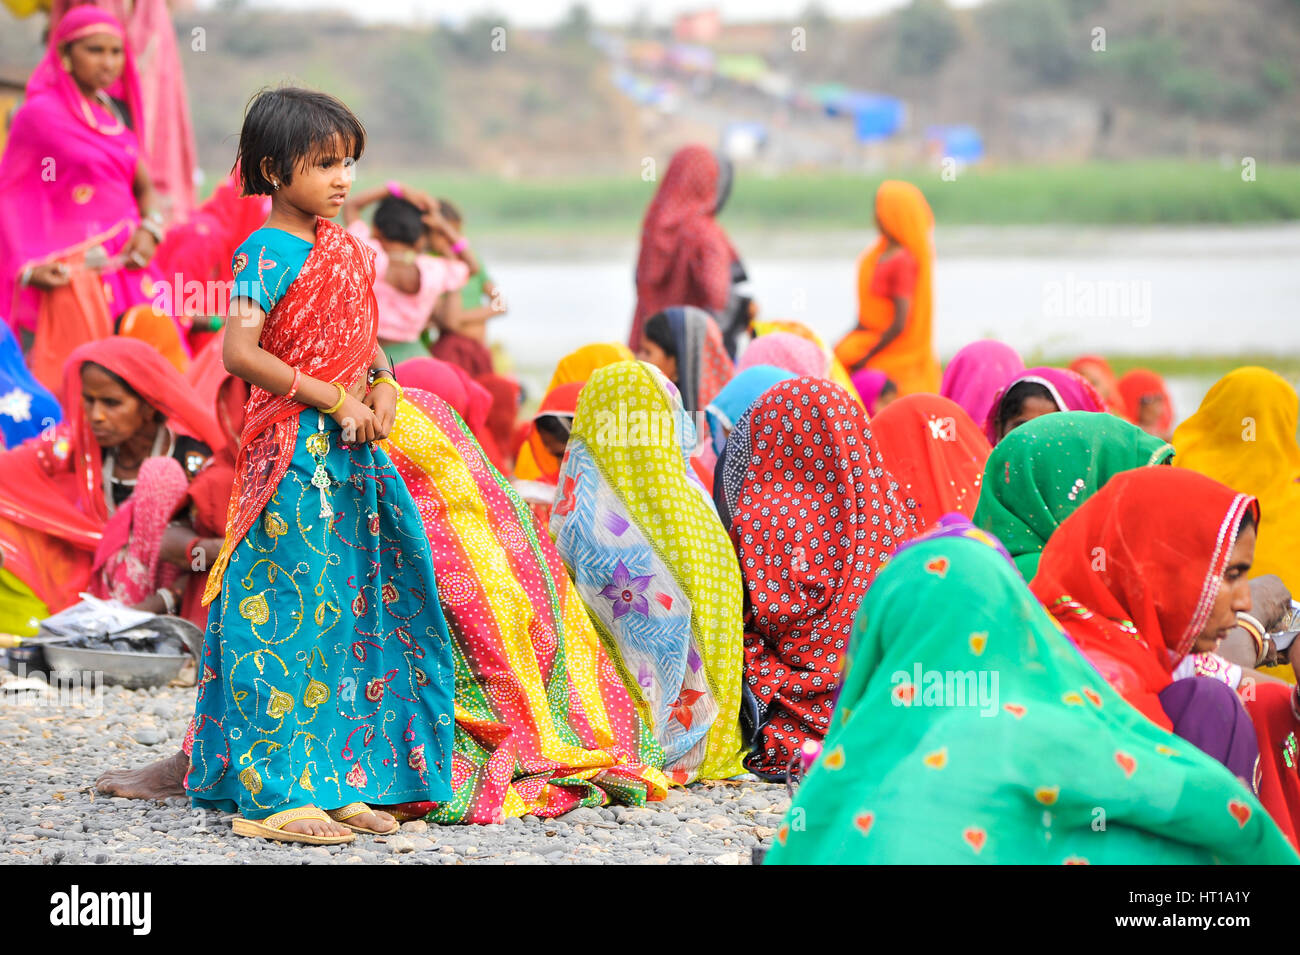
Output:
[
  {"xmin": 373, "ymin": 196, "xmax": 425, "ymax": 245},
  {"xmin": 879, "ymin": 379, "xmax": 898, "ymax": 399},
  {"xmin": 235, "ymin": 87, "xmax": 365, "ymax": 197},
  {"xmin": 81, "ymin": 362, "xmax": 162, "ymax": 420},
  {"xmin": 1239, "ymin": 508, "xmax": 1257, "ymax": 535},
  {"xmin": 997, "ymin": 381, "xmax": 1056, "ymax": 436},
  {"xmin": 643, "ymin": 311, "xmax": 678, "ymax": 358},
  {"xmin": 438, "ymin": 198, "xmax": 462, "ymax": 225},
  {"xmin": 534, "ymin": 414, "xmax": 572, "ymax": 442}
]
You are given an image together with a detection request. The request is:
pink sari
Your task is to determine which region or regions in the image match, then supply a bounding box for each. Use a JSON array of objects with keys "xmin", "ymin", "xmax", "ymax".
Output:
[
  {"xmin": 0, "ymin": 6, "xmax": 163, "ymax": 335},
  {"xmin": 51, "ymin": 0, "xmax": 197, "ymax": 222}
]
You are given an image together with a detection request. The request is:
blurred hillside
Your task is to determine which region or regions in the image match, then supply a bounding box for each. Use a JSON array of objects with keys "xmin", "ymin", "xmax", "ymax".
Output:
[{"xmin": 3, "ymin": 0, "xmax": 1299, "ymax": 178}]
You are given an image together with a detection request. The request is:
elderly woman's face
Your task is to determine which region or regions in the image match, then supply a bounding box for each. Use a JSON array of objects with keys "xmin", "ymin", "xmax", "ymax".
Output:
[
  {"xmin": 65, "ymin": 32, "xmax": 125, "ymax": 95},
  {"xmin": 80, "ymin": 364, "xmax": 154, "ymax": 450}
]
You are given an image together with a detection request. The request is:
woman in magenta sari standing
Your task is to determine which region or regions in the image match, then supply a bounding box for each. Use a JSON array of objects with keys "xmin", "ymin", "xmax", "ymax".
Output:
[{"xmin": 0, "ymin": 7, "xmax": 175, "ymax": 387}]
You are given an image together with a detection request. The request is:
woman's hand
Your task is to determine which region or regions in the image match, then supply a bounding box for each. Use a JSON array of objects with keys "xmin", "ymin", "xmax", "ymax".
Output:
[
  {"xmin": 1249, "ymin": 575, "xmax": 1292, "ymax": 631},
  {"xmin": 331, "ymin": 394, "xmax": 381, "ymax": 445},
  {"xmin": 25, "ymin": 262, "xmax": 72, "ymax": 290},
  {"xmin": 122, "ymin": 227, "xmax": 157, "ymax": 270},
  {"xmin": 365, "ymin": 381, "xmax": 398, "ymax": 440}
]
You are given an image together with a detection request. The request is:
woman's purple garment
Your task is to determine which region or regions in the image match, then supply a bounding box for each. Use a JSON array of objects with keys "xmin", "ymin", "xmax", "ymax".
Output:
[{"xmin": 1159, "ymin": 677, "xmax": 1260, "ymax": 786}]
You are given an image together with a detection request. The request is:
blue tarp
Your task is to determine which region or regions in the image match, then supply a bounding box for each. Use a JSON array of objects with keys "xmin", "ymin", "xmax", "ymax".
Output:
[
  {"xmin": 845, "ymin": 93, "xmax": 905, "ymax": 142},
  {"xmin": 927, "ymin": 124, "xmax": 984, "ymax": 162}
]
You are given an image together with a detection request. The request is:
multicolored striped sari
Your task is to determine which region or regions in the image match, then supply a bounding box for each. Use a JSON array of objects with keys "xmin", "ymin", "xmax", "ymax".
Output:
[{"xmin": 385, "ymin": 389, "xmax": 667, "ymax": 822}]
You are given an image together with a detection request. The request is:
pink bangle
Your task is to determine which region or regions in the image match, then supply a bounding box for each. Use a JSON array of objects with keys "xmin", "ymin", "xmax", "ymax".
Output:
[
  {"xmin": 386, "ymin": 180, "xmax": 403, "ymax": 199},
  {"xmin": 286, "ymin": 367, "xmax": 302, "ymax": 400},
  {"xmin": 451, "ymin": 237, "xmax": 469, "ymax": 255}
]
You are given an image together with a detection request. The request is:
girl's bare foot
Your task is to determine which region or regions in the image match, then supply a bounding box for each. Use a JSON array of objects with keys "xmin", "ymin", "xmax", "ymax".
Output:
[{"xmin": 95, "ymin": 750, "xmax": 188, "ymax": 800}]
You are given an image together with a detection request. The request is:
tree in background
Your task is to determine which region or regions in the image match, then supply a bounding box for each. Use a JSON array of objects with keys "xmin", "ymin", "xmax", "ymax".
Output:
[{"xmin": 894, "ymin": 0, "xmax": 961, "ymax": 76}]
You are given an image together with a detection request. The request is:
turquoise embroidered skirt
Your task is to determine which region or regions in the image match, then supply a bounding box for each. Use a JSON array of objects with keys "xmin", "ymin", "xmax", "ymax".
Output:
[{"xmin": 187, "ymin": 407, "xmax": 455, "ymax": 819}]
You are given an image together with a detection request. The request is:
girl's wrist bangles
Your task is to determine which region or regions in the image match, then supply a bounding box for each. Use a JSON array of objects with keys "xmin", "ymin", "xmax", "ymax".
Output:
[
  {"xmin": 322, "ymin": 382, "xmax": 348, "ymax": 415},
  {"xmin": 451, "ymin": 237, "xmax": 470, "ymax": 255},
  {"xmin": 285, "ymin": 366, "xmax": 302, "ymax": 401},
  {"xmin": 371, "ymin": 375, "xmax": 402, "ymax": 399}
]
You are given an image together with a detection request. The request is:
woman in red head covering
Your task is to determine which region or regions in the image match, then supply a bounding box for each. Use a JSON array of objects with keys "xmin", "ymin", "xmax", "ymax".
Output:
[
  {"xmin": 870, "ymin": 394, "xmax": 990, "ymax": 525},
  {"xmin": 1118, "ymin": 368, "xmax": 1175, "ymax": 441},
  {"xmin": 630, "ymin": 145, "xmax": 740, "ymax": 350},
  {"xmin": 1030, "ymin": 467, "xmax": 1260, "ymax": 778},
  {"xmin": 0, "ymin": 337, "xmax": 223, "ymax": 634}
]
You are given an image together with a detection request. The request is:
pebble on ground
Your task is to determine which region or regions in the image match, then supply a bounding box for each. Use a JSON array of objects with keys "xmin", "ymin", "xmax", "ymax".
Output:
[{"xmin": 0, "ymin": 680, "xmax": 788, "ymax": 865}]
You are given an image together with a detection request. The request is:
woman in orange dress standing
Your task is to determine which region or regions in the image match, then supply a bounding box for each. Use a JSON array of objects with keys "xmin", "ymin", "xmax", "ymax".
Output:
[{"xmin": 834, "ymin": 180, "xmax": 939, "ymax": 395}]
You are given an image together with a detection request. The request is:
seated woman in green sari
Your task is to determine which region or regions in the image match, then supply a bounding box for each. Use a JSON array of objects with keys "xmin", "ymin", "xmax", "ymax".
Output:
[{"xmin": 765, "ymin": 517, "xmax": 1297, "ymax": 864}]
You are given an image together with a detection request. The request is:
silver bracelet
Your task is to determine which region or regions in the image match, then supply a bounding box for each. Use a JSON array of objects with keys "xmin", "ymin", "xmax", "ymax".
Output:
[
  {"xmin": 19, "ymin": 265, "xmax": 34, "ymax": 287},
  {"xmin": 155, "ymin": 586, "xmax": 177, "ymax": 615},
  {"xmin": 139, "ymin": 219, "xmax": 164, "ymax": 244}
]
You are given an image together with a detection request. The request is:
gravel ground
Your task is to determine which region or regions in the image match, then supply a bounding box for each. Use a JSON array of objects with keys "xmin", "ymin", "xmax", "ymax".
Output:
[{"xmin": 0, "ymin": 678, "xmax": 787, "ymax": 865}]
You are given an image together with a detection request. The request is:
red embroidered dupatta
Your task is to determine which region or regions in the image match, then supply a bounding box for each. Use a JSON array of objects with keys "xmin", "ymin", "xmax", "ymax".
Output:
[
  {"xmin": 1030, "ymin": 467, "xmax": 1257, "ymax": 730},
  {"xmin": 202, "ymin": 217, "xmax": 377, "ymax": 604}
]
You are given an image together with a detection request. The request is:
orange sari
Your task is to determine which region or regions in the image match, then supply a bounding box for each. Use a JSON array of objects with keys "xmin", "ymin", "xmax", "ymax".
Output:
[{"xmin": 834, "ymin": 181, "xmax": 939, "ymax": 395}]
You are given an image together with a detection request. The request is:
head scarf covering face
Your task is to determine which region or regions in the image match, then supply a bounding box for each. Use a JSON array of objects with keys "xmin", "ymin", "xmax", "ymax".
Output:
[
  {"xmin": 661, "ymin": 305, "xmax": 733, "ymax": 415},
  {"xmin": 1069, "ymin": 354, "xmax": 1126, "ymax": 416},
  {"xmin": 984, "ymin": 366, "xmax": 1106, "ymax": 444},
  {"xmin": 731, "ymin": 377, "xmax": 921, "ymax": 777},
  {"xmin": 1172, "ymin": 366, "xmax": 1300, "ymax": 587},
  {"xmin": 940, "ymin": 339, "xmax": 1024, "ymax": 429},
  {"xmin": 631, "ymin": 145, "xmax": 735, "ymax": 345},
  {"xmin": 871, "ymin": 395, "xmax": 991, "ymax": 527},
  {"xmin": 551, "ymin": 360, "xmax": 747, "ymax": 783},
  {"xmin": 973, "ymin": 411, "xmax": 1174, "ymax": 580},
  {"xmin": 1029, "ymin": 467, "xmax": 1257, "ymax": 730},
  {"xmin": 849, "ymin": 369, "xmax": 889, "ymax": 415},
  {"xmin": 765, "ymin": 531, "xmax": 1295, "ymax": 865},
  {"xmin": 704, "ymin": 364, "xmax": 795, "ymax": 457},
  {"xmin": 379, "ymin": 388, "xmax": 667, "ymax": 822},
  {"xmin": 738, "ymin": 332, "xmax": 828, "ymax": 380},
  {"xmin": 1118, "ymin": 368, "xmax": 1174, "ymax": 437}
]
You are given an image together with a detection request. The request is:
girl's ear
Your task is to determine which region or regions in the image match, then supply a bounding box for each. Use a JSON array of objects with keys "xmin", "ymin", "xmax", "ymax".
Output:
[{"xmin": 259, "ymin": 155, "xmax": 278, "ymax": 189}]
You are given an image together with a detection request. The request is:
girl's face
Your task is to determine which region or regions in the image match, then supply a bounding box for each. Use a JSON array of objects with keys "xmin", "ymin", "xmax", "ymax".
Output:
[
  {"xmin": 1138, "ymin": 395, "xmax": 1166, "ymax": 431},
  {"xmin": 81, "ymin": 364, "xmax": 154, "ymax": 450},
  {"xmin": 999, "ymin": 394, "xmax": 1058, "ymax": 441},
  {"xmin": 264, "ymin": 134, "xmax": 356, "ymax": 219},
  {"xmin": 1193, "ymin": 524, "xmax": 1256, "ymax": 653},
  {"xmin": 65, "ymin": 32, "xmax": 124, "ymax": 96},
  {"xmin": 637, "ymin": 339, "xmax": 678, "ymax": 383}
]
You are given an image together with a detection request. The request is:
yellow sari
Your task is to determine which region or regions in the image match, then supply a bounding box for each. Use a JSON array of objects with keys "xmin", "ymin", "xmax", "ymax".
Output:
[
  {"xmin": 514, "ymin": 342, "xmax": 634, "ymax": 482},
  {"xmin": 1173, "ymin": 366, "xmax": 1300, "ymax": 590}
]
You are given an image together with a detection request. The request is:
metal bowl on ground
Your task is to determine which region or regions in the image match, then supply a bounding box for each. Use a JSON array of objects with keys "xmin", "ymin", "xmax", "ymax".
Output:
[
  {"xmin": 42, "ymin": 643, "xmax": 187, "ymax": 690},
  {"xmin": 40, "ymin": 617, "xmax": 203, "ymax": 690}
]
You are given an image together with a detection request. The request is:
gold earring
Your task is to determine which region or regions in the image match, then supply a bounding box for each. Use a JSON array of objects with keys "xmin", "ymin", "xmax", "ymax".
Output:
[{"xmin": 272, "ymin": 179, "xmax": 280, "ymax": 190}]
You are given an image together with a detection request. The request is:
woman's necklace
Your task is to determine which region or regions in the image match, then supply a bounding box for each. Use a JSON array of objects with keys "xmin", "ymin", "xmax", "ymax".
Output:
[
  {"xmin": 79, "ymin": 89, "xmax": 126, "ymax": 136},
  {"xmin": 102, "ymin": 425, "xmax": 172, "ymax": 514}
]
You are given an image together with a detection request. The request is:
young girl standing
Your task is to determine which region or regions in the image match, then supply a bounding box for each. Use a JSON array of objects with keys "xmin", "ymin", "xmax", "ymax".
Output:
[{"xmin": 185, "ymin": 88, "xmax": 455, "ymax": 845}]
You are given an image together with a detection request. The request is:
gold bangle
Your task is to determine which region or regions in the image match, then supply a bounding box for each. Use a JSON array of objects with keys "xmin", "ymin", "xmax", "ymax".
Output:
[
  {"xmin": 322, "ymin": 382, "xmax": 347, "ymax": 415},
  {"xmin": 371, "ymin": 376, "xmax": 403, "ymax": 399}
]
